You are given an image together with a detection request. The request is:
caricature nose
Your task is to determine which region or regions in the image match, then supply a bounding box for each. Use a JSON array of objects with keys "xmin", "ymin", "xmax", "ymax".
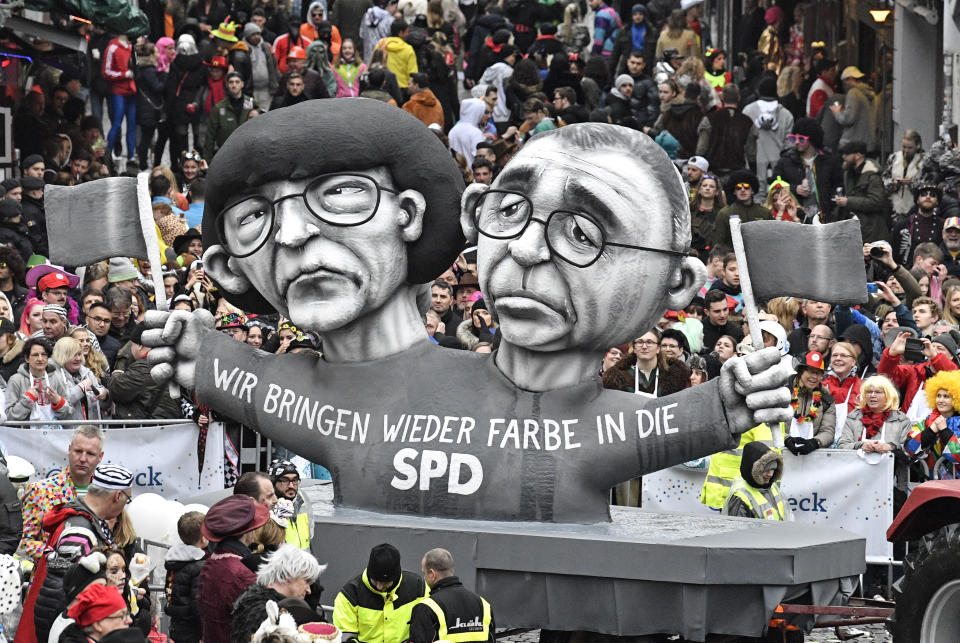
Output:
[
  {"xmin": 274, "ymin": 196, "xmax": 320, "ymax": 247},
  {"xmin": 507, "ymin": 220, "xmax": 550, "ymax": 266}
]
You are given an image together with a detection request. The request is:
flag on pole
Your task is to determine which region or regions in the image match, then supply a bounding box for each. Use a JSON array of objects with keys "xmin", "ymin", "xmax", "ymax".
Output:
[
  {"xmin": 739, "ymin": 219, "xmax": 867, "ymax": 305},
  {"xmin": 45, "ymin": 177, "xmax": 149, "ymax": 265}
]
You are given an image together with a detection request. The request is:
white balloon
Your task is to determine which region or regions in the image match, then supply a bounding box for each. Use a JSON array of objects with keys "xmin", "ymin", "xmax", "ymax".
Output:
[
  {"xmin": 161, "ymin": 501, "xmax": 188, "ymax": 545},
  {"xmin": 181, "ymin": 503, "xmax": 209, "ymax": 514},
  {"xmin": 127, "ymin": 495, "xmax": 168, "ymax": 542}
]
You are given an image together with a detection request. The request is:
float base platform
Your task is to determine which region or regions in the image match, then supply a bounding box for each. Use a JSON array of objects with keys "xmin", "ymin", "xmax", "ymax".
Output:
[{"xmin": 304, "ymin": 484, "xmax": 864, "ymax": 641}]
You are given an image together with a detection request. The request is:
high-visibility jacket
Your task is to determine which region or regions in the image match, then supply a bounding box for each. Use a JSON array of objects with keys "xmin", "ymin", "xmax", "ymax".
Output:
[
  {"xmin": 333, "ymin": 569, "xmax": 428, "ymax": 643},
  {"xmin": 419, "ymin": 595, "xmax": 492, "ymax": 643},
  {"xmin": 284, "ymin": 512, "xmax": 311, "ymax": 549},
  {"xmin": 724, "ymin": 478, "xmax": 787, "ymax": 520},
  {"xmin": 700, "ymin": 423, "xmax": 781, "ymax": 509}
]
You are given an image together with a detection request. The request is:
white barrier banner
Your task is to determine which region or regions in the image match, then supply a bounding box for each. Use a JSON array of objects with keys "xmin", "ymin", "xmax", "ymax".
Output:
[
  {"xmin": 0, "ymin": 423, "xmax": 225, "ymax": 500},
  {"xmin": 642, "ymin": 449, "xmax": 894, "ymax": 562}
]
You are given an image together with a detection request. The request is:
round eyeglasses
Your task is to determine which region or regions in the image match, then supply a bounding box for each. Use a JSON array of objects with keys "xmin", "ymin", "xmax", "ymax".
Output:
[
  {"xmin": 475, "ymin": 189, "xmax": 688, "ymax": 268},
  {"xmin": 216, "ymin": 173, "xmax": 398, "ymax": 258}
]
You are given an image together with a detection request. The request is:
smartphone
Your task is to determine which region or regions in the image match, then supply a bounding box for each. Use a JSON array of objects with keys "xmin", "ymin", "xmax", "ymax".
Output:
[
  {"xmin": 866, "ymin": 283, "xmax": 879, "ymax": 294},
  {"xmin": 904, "ymin": 338, "xmax": 926, "ymax": 363}
]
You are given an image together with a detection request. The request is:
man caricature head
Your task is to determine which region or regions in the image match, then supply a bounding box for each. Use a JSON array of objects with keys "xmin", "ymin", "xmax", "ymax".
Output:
[
  {"xmin": 201, "ymin": 100, "xmax": 464, "ymax": 335},
  {"xmin": 460, "ymin": 124, "xmax": 706, "ymax": 362}
]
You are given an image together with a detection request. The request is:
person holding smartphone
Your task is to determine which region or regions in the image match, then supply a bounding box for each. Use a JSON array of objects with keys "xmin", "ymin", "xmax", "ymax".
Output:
[{"xmin": 879, "ymin": 330, "xmax": 959, "ymax": 414}]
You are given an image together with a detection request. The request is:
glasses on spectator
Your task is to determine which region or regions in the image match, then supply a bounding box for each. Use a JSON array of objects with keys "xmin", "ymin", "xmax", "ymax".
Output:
[
  {"xmin": 634, "ymin": 339, "xmax": 659, "ymax": 347},
  {"xmin": 88, "ymin": 315, "xmax": 111, "ymax": 324},
  {"xmin": 474, "ymin": 189, "xmax": 688, "ymax": 268},
  {"xmin": 216, "ymin": 173, "xmax": 399, "ymax": 258},
  {"xmin": 120, "ymin": 490, "xmax": 132, "ymax": 505},
  {"xmin": 103, "ymin": 611, "xmax": 131, "ymax": 621},
  {"xmin": 734, "ymin": 183, "xmax": 752, "ymax": 190},
  {"xmin": 276, "ymin": 475, "xmax": 300, "ymax": 486},
  {"xmin": 809, "ymin": 334, "xmax": 832, "ymax": 342},
  {"xmin": 865, "ymin": 389, "xmax": 885, "ymax": 396},
  {"xmin": 786, "ymin": 134, "xmax": 810, "ymax": 145}
]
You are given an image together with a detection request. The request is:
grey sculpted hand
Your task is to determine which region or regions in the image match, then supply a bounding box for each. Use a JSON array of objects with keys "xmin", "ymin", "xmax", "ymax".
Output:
[
  {"xmin": 718, "ymin": 346, "xmax": 793, "ymax": 433},
  {"xmin": 143, "ymin": 309, "xmax": 215, "ymax": 391}
]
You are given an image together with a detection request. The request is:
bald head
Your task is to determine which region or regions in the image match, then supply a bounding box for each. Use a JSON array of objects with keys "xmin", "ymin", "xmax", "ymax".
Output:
[{"xmin": 421, "ymin": 548, "xmax": 455, "ymax": 587}]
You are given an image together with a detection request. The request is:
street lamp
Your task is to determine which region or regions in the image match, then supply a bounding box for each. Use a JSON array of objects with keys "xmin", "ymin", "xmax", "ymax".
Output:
[{"xmin": 869, "ymin": 8, "xmax": 891, "ymax": 23}]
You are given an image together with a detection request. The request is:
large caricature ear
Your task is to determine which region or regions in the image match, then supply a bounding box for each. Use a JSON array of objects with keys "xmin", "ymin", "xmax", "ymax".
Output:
[
  {"xmin": 397, "ymin": 189, "xmax": 426, "ymax": 243},
  {"xmin": 204, "ymin": 245, "xmax": 254, "ymax": 295},
  {"xmin": 460, "ymin": 182, "xmax": 490, "ymax": 244},
  {"xmin": 663, "ymin": 256, "xmax": 707, "ymax": 310}
]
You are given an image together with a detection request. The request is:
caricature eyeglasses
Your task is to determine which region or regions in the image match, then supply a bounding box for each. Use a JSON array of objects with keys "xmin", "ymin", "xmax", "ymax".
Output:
[
  {"xmin": 786, "ymin": 134, "xmax": 810, "ymax": 146},
  {"xmin": 216, "ymin": 173, "xmax": 398, "ymax": 257},
  {"xmin": 475, "ymin": 189, "xmax": 687, "ymax": 268}
]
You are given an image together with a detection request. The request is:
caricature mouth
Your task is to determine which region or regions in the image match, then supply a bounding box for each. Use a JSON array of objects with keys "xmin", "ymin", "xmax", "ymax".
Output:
[
  {"xmin": 494, "ymin": 289, "xmax": 569, "ymax": 319},
  {"xmin": 283, "ymin": 266, "xmax": 361, "ymax": 297}
]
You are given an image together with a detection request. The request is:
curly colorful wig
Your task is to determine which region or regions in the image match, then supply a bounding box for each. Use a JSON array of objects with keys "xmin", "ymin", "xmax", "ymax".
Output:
[{"xmin": 925, "ymin": 370, "xmax": 960, "ymax": 413}]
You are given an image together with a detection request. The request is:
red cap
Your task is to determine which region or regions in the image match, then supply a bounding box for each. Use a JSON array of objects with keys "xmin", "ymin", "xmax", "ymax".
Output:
[
  {"xmin": 802, "ymin": 351, "xmax": 825, "ymax": 371},
  {"xmin": 287, "ymin": 46, "xmax": 307, "ymax": 60},
  {"xmin": 37, "ymin": 271, "xmax": 69, "ymax": 293},
  {"xmin": 205, "ymin": 55, "xmax": 228, "ymax": 69}
]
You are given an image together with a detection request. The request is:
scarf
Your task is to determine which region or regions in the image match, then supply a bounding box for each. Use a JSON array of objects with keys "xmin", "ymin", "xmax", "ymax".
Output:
[
  {"xmin": 860, "ymin": 409, "xmax": 890, "ymax": 439},
  {"xmin": 791, "ymin": 384, "xmax": 821, "ymax": 422}
]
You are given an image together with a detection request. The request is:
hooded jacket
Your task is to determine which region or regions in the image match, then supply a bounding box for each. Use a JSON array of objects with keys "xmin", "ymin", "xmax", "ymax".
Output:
[
  {"xmin": 377, "ymin": 35, "xmax": 418, "ymax": 86},
  {"xmin": 165, "ymin": 543, "xmax": 207, "ymax": 643},
  {"xmin": 721, "ymin": 441, "xmax": 787, "ymax": 519},
  {"xmin": 661, "ymin": 99, "xmax": 702, "ymax": 157},
  {"xmin": 835, "ymin": 83, "xmax": 878, "ymax": 152},
  {"xmin": 108, "ymin": 351, "xmax": 183, "ymax": 419},
  {"xmin": 56, "ymin": 362, "xmax": 110, "ymax": 422},
  {"xmin": 165, "ymin": 52, "xmax": 208, "ymax": 124},
  {"xmin": 403, "ymin": 88, "xmax": 444, "ymax": 128},
  {"xmin": 841, "ymin": 158, "xmax": 887, "ymax": 243},
  {"xmin": 360, "ymin": 5, "xmax": 395, "ymax": 63},
  {"xmin": 478, "ymin": 61, "xmax": 513, "ymax": 123},
  {"xmin": 448, "ymin": 99, "xmax": 487, "ymax": 165}
]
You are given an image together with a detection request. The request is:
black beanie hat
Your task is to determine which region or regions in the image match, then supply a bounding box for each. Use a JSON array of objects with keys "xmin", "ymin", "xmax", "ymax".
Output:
[
  {"xmin": 21, "ymin": 154, "xmax": 44, "ymax": 170},
  {"xmin": 0, "ymin": 199, "xmax": 21, "ymax": 222},
  {"xmin": 757, "ymin": 76, "xmax": 778, "ymax": 100},
  {"xmin": 471, "ymin": 297, "xmax": 488, "ymax": 314},
  {"xmin": 367, "ymin": 543, "xmax": 402, "ymax": 584}
]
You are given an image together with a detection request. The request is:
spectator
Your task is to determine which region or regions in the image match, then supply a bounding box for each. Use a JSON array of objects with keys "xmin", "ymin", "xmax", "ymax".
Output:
[
  {"xmin": 689, "ymin": 174, "xmax": 725, "ymax": 257},
  {"xmin": 612, "ymin": 6, "xmax": 657, "ymax": 73},
  {"xmin": 403, "ymin": 72, "xmax": 444, "ymax": 128},
  {"xmin": 0, "ymin": 198, "xmax": 34, "ymax": 263},
  {"xmin": 46, "ymin": 551, "xmax": 108, "ymax": 642},
  {"xmin": 765, "ymin": 176, "xmax": 800, "ymax": 222},
  {"xmin": 603, "ymin": 328, "xmax": 691, "ymax": 397},
  {"xmin": 701, "ymin": 289, "xmax": 743, "ymax": 351},
  {"xmin": 743, "ymin": 76, "xmax": 793, "ymax": 197},
  {"xmin": 471, "ymin": 158, "xmax": 494, "ymax": 185},
  {"xmin": 904, "ymin": 370, "xmax": 960, "ymax": 477},
  {"xmin": 656, "ymin": 9, "xmax": 698, "ymax": 59},
  {"xmin": 164, "ymin": 511, "xmax": 208, "ymax": 643},
  {"xmin": 231, "ymin": 544, "xmax": 326, "ymax": 642},
  {"xmin": 86, "ymin": 302, "xmax": 121, "ymax": 368},
  {"xmin": 234, "ymin": 471, "xmax": 278, "ymax": 509},
  {"xmin": 135, "ymin": 42, "xmax": 166, "ymax": 171},
  {"xmin": 783, "ymin": 351, "xmax": 836, "ymax": 455},
  {"xmin": 708, "ymin": 253, "xmax": 743, "ymax": 311},
  {"xmin": 880, "ymin": 330, "xmax": 958, "ymax": 414},
  {"xmin": 604, "ymin": 75, "xmax": 636, "ymax": 125},
  {"xmin": 102, "ymin": 34, "xmax": 137, "ymax": 163},
  {"xmin": 108, "ymin": 322, "xmax": 182, "ymax": 419},
  {"xmin": 4, "ymin": 335, "xmax": 73, "ymax": 423},
  {"xmin": 360, "ymin": 0, "xmax": 397, "ymax": 63},
  {"xmin": 772, "ymin": 118, "xmax": 843, "ymax": 222},
  {"xmin": 165, "ymin": 35, "xmax": 208, "ymax": 169},
  {"xmin": 712, "ymin": 171, "xmax": 770, "ymax": 249},
  {"xmin": 660, "ymin": 82, "xmax": 703, "ymax": 158},
  {"xmin": 105, "ymin": 286, "xmax": 136, "ymax": 345},
  {"xmin": 204, "ymin": 72, "xmax": 259, "ymax": 158},
  {"xmin": 588, "ymin": 0, "xmax": 622, "ymax": 59},
  {"xmin": 806, "ymin": 57, "xmax": 838, "ymax": 119},
  {"xmin": 21, "ymin": 176, "xmax": 48, "ymax": 257},
  {"xmin": 53, "ymin": 336, "xmax": 110, "ymax": 422},
  {"xmin": 911, "ymin": 296, "xmax": 941, "ymax": 338},
  {"xmin": 455, "ymin": 298, "xmax": 497, "ymax": 350},
  {"xmin": 823, "ymin": 340, "xmax": 863, "ymax": 418},
  {"xmin": 696, "ymin": 84, "xmax": 753, "ymax": 178},
  {"xmin": 408, "ymin": 548, "xmax": 495, "ymax": 643},
  {"xmin": 21, "ymin": 464, "xmax": 133, "ymax": 643},
  {"xmin": 757, "ymin": 6, "xmax": 783, "ymax": 73},
  {"xmin": 893, "ymin": 183, "xmax": 943, "ymax": 266},
  {"xmin": 333, "ymin": 543, "xmax": 428, "ymax": 643},
  {"xmin": 836, "ymin": 140, "xmax": 886, "ymax": 243},
  {"xmin": 244, "ymin": 22, "xmax": 279, "ymax": 108},
  {"xmin": 197, "ymin": 495, "xmax": 271, "ymax": 643},
  {"xmin": 478, "ymin": 45, "xmax": 518, "ymax": 130},
  {"xmin": 274, "ymin": 15, "xmax": 314, "ymax": 75},
  {"xmin": 376, "ymin": 19, "xmax": 418, "ymax": 87},
  {"xmin": 61, "ymin": 584, "xmax": 136, "ymax": 642},
  {"xmin": 334, "ymin": 39, "xmax": 367, "ymax": 97},
  {"xmin": 830, "ymin": 66, "xmax": 878, "ymax": 154},
  {"xmin": 884, "ymin": 130, "xmax": 924, "ymax": 219},
  {"xmin": 269, "ymin": 460, "xmax": 311, "ymax": 549}
]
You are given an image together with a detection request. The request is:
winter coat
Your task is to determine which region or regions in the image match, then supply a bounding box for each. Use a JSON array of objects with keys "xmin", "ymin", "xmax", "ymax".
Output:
[
  {"xmin": 164, "ymin": 543, "xmax": 206, "ymax": 643},
  {"xmin": 883, "ymin": 150, "xmax": 925, "ymax": 217},
  {"xmin": 203, "ymin": 94, "xmax": 259, "ymax": 158},
  {"xmin": 5, "ymin": 361, "xmax": 73, "ymax": 422},
  {"xmin": 277, "ymin": 69, "xmax": 330, "ymax": 102},
  {"xmin": 448, "ymin": 99, "xmax": 487, "ymax": 165},
  {"xmin": 0, "ymin": 221, "xmax": 33, "ymax": 264},
  {"xmin": 164, "ymin": 53, "xmax": 208, "ymax": 125},
  {"xmin": 773, "ymin": 146, "xmax": 844, "ymax": 222},
  {"xmin": 835, "ymin": 83, "xmax": 878, "ymax": 153},
  {"xmin": 108, "ymin": 354, "xmax": 182, "ymax": 419},
  {"xmin": 661, "ymin": 99, "xmax": 702, "ymax": 157},
  {"xmin": 55, "ymin": 363, "xmax": 109, "ymax": 422},
  {"xmin": 466, "ymin": 13, "xmax": 511, "ymax": 80},
  {"xmin": 712, "ymin": 201, "xmax": 771, "ymax": 249},
  {"xmin": 478, "ymin": 61, "xmax": 514, "ymax": 123},
  {"xmin": 611, "ymin": 19, "xmax": 658, "ymax": 72},
  {"xmin": 136, "ymin": 64, "xmax": 166, "ymax": 128},
  {"xmin": 878, "ymin": 348, "xmax": 958, "ymax": 413},
  {"xmin": 198, "ymin": 539, "xmax": 257, "ymax": 643},
  {"xmin": 696, "ymin": 107, "xmax": 753, "ymax": 172},
  {"xmin": 21, "ymin": 194, "xmax": 48, "ymax": 258},
  {"xmin": 273, "ymin": 33, "xmax": 314, "ymax": 75},
  {"xmin": 455, "ymin": 319, "xmax": 497, "ymax": 351},
  {"xmin": 838, "ymin": 408, "xmax": 913, "ymax": 492},
  {"xmin": 403, "ymin": 89, "xmax": 444, "ymax": 128},
  {"xmin": 230, "ymin": 583, "xmax": 289, "ymax": 643},
  {"xmin": 604, "ymin": 91, "xmax": 632, "ymax": 125},
  {"xmin": 841, "ymin": 159, "xmax": 887, "ymax": 243},
  {"xmin": 245, "ymin": 39, "xmax": 279, "ymax": 96},
  {"xmin": 629, "ymin": 76, "xmax": 659, "ymax": 127},
  {"xmin": 822, "ymin": 370, "xmax": 861, "ymax": 414},
  {"xmin": 655, "ymin": 28, "xmax": 699, "ymax": 58},
  {"xmin": 360, "ymin": 5, "xmax": 395, "ymax": 63},
  {"xmin": 602, "ymin": 352, "xmax": 690, "ymax": 397},
  {"xmin": 377, "ymin": 36, "xmax": 418, "ymax": 86}
]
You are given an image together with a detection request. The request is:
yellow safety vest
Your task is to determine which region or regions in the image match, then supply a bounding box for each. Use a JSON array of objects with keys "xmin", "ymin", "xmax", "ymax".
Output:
[
  {"xmin": 333, "ymin": 571, "xmax": 428, "ymax": 643},
  {"xmin": 725, "ymin": 478, "xmax": 786, "ymax": 520},
  {"xmin": 700, "ymin": 423, "xmax": 780, "ymax": 509},
  {"xmin": 419, "ymin": 595, "xmax": 492, "ymax": 643},
  {"xmin": 285, "ymin": 512, "xmax": 311, "ymax": 549},
  {"xmin": 704, "ymin": 71, "xmax": 727, "ymax": 90}
]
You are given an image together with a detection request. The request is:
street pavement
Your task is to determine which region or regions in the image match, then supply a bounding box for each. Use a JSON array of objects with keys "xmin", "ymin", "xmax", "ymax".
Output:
[{"xmin": 496, "ymin": 623, "xmax": 892, "ymax": 642}]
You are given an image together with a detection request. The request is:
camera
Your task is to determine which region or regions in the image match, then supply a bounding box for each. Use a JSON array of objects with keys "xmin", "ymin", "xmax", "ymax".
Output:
[
  {"xmin": 869, "ymin": 246, "xmax": 887, "ymax": 259},
  {"xmin": 866, "ymin": 283, "xmax": 879, "ymax": 294},
  {"xmin": 904, "ymin": 338, "xmax": 926, "ymax": 363}
]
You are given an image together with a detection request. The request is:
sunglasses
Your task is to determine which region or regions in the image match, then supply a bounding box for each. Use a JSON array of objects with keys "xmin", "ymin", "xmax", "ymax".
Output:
[
  {"xmin": 786, "ymin": 133, "xmax": 810, "ymax": 145},
  {"xmin": 918, "ymin": 189, "xmax": 938, "ymax": 198},
  {"xmin": 735, "ymin": 183, "xmax": 752, "ymax": 190},
  {"xmin": 182, "ymin": 151, "xmax": 202, "ymax": 162}
]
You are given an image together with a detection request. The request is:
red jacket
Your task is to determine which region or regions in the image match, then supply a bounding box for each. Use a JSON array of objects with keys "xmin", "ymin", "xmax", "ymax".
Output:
[
  {"xmin": 878, "ymin": 347, "xmax": 958, "ymax": 412},
  {"xmin": 102, "ymin": 37, "xmax": 136, "ymax": 96},
  {"xmin": 272, "ymin": 33, "xmax": 313, "ymax": 74},
  {"xmin": 822, "ymin": 371, "xmax": 861, "ymax": 413}
]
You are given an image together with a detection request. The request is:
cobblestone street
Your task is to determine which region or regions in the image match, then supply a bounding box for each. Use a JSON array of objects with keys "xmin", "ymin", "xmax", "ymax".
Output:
[{"xmin": 496, "ymin": 622, "xmax": 893, "ymax": 642}]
